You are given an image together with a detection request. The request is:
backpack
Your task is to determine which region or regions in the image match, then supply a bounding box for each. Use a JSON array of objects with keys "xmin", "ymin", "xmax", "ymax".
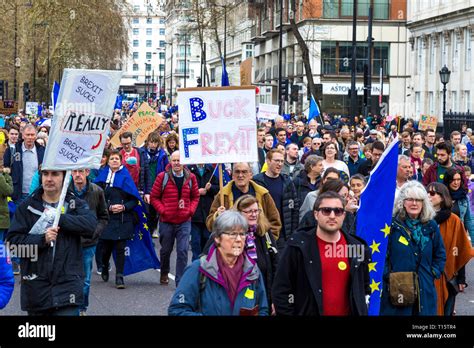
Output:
[{"xmin": 161, "ymin": 172, "xmax": 193, "ymax": 192}]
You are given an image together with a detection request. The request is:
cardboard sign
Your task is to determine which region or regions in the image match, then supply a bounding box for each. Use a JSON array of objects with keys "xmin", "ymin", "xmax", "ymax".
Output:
[
  {"xmin": 418, "ymin": 114, "xmax": 438, "ymax": 131},
  {"xmin": 42, "ymin": 69, "xmax": 122, "ymax": 170},
  {"xmin": 0, "ymin": 101, "xmax": 18, "ymax": 116},
  {"xmin": 25, "ymin": 102, "xmax": 39, "ymax": 115},
  {"xmin": 178, "ymin": 86, "xmax": 258, "ymax": 165},
  {"xmin": 110, "ymin": 103, "xmax": 164, "ymax": 148},
  {"xmin": 257, "ymin": 103, "xmax": 279, "ymax": 120}
]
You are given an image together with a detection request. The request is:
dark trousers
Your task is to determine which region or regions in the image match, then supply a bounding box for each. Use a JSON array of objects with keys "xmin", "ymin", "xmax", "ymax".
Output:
[
  {"xmin": 146, "ymin": 202, "xmax": 159, "ymax": 233},
  {"xmin": 101, "ymin": 239, "xmax": 127, "ymax": 275},
  {"xmin": 28, "ymin": 305, "xmax": 79, "ymax": 316}
]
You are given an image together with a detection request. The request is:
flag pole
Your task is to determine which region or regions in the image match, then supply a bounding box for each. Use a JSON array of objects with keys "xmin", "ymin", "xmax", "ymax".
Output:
[
  {"xmin": 206, "ymin": 164, "xmax": 218, "ymax": 185},
  {"xmin": 218, "ymin": 163, "xmax": 224, "ymax": 206},
  {"xmin": 50, "ymin": 170, "xmax": 72, "ymax": 254}
]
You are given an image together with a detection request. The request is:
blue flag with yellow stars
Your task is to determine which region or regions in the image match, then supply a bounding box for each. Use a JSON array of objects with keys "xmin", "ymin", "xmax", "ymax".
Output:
[
  {"xmin": 356, "ymin": 136, "xmax": 399, "ymax": 315},
  {"xmin": 95, "ymin": 166, "xmax": 160, "ymax": 276}
]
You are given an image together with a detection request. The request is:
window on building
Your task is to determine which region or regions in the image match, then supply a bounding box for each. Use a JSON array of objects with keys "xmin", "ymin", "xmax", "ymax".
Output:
[
  {"xmin": 245, "ymin": 44, "xmax": 253, "ymax": 59},
  {"xmin": 146, "ymin": 63, "xmax": 151, "ymax": 71},
  {"xmin": 466, "ymin": 28, "xmax": 471, "ymax": 71},
  {"xmin": 160, "ymin": 28, "xmax": 165, "ymax": 35},
  {"xmin": 178, "ymin": 60, "xmax": 188, "ymax": 73},
  {"xmin": 160, "ymin": 40, "xmax": 165, "ymax": 48},
  {"xmin": 147, "ymin": 18, "xmax": 152, "ymax": 24},
  {"xmin": 159, "ymin": 18, "xmax": 165, "ymax": 24},
  {"xmin": 146, "ymin": 52, "xmax": 152, "ymax": 59},
  {"xmin": 133, "ymin": 28, "xmax": 139, "ymax": 35},
  {"xmin": 133, "ymin": 5, "xmax": 140, "ymax": 12},
  {"xmin": 429, "ymin": 92, "xmax": 434, "ymax": 114},
  {"xmin": 159, "ymin": 64, "xmax": 165, "ymax": 71},
  {"xmin": 453, "ymin": 32, "xmax": 459, "ymax": 71},
  {"xmin": 323, "ymin": 0, "xmax": 388, "ymax": 19},
  {"xmin": 146, "ymin": 40, "xmax": 152, "ymax": 47},
  {"xmin": 452, "ymin": 91, "xmax": 458, "ymax": 111},
  {"xmin": 133, "ymin": 52, "xmax": 139, "ymax": 59},
  {"xmin": 146, "ymin": 28, "xmax": 152, "ymax": 35},
  {"xmin": 415, "ymin": 92, "xmax": 421, "ymax": 116},
  {"xmin": 210, "ymin": 67, "xmax": 216, "ymax": 82},
  {"xmin": 159, "ymin": 52, "xmax": 165, "ymax": 59},
  {"xmin": 133, "ymin": 64, "xmax": 139, "ymax": 71},
  {"xmin": 417, "ymin": 37, "xmax": 423, "ymax": 75},
  {"xmin": 178, "ymin": 44, "xmax": 191, "ymax": 56},
  {"xmin": 133, "ymin": 18, "xmax": 139, "ymax": 24},
  {"xmin": 429, "ymin": 37, "xmax": 435, "ymax": 74},
  {"xmin": 133, "ymin": 40, "xmax": 139, "ymax": 47},
  {"xmin": 441, "ymin": 34, "xmax": 447, "ymax": 66}
]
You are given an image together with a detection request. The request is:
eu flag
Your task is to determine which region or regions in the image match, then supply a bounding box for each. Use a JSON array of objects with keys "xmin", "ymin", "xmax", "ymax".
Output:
[
  {"xmin": 356, "ymin": 137, "xmax": 399, "ymax": 315},
  {"xmin": 114, "ymin": 95, "xmax": 123, "ymax": 110},
  {"xmin": 51, "ymin": 81, "xmax": 60, "ymax": 111},
  {"xmin": 213, "ymin": 164, "xmax": 231, "ymax": 186},
  {"xmin": 307, "ymin": 94, "xmax": 320, "ymax": 124},
  {"xmin": 95, "ymin": 167, "xmax": 160, "ymax": 276},
  {"xmin": 221, "ymin": 58, "xmax": 230, "ymax": 87}
]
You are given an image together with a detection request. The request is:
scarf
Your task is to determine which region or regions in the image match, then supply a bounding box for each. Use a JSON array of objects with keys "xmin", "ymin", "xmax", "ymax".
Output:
[
  {"xmin": 245, "ymin": 225, "xmax": 258, "ymax": 261},
  {"xmin": 216, "ymin": 250, "xmax": 244, "ymax": 308},
  {"xmin": 450, "ymin": 187, "xmax": 467, "ymax": 202},
  {"xmin": 434, "ymin": 208, "xmax": 451, "ymax": 225},
  {"xmin": 405, "ymin": 218, "xmax": 429, "ymax": 251}
]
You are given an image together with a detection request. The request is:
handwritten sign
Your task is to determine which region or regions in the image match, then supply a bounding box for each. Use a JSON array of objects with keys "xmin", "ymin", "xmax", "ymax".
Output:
[
  {"xmin": 110, "ymin": 103, "xmax": 164, "ymax": 148},
  {"xmin": 418, "ymin": 114, "xmax": 438, "ymax": 132},
  {"xmin": 0, "ymin": 101, "xmax": 18, "ymax": 116},
  {"xmin": 178, "ymin": 86, "xmax": 258, "ymax": 165},
  {"xmin": 257, "ymin": 103, "xmax": 279, "ymax": 120},
  {"xmin": 42, "ymin": 69, "xmax": 122, "ymax": 170},
  {"xmin": 25, "ymin": 102, "xmax": 39, "ymax": 115}
]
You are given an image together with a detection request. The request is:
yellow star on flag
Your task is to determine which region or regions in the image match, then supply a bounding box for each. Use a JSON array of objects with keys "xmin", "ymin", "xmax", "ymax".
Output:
[
  {"xmin": 369, "ymin": 278, "xmax": 381, "ymax": 293},
  {"xmin": 369, "ymin": 240, "xmax": 381, "ymax": 254},
  {"xmin": 380, "ymin": 224, "xmax": 391, "ymax": 238},
  {"xmin": 142, "ymin": 212, "xmax": 147, "ymax": 219},
  {"xmin": 143, "ymin": 223, "xmax": 149, "ymax": 231},
  {"xmin": 368, "ymin": 262, "xmax": 377, "ymax": 272}
]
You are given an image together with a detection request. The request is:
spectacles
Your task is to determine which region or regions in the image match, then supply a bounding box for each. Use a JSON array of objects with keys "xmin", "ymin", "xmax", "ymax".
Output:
[
  {"xmin": 316, "ymin": 207, "xmax": 345, "ymax": 216},
  {"xmin": 404, "ymin": 198, "xmax": 423, "ymax": 203},
  {"xmin": 222, "ymin": 232, "xmax": 247, "ymax": 240},
  {"xmin": 349, "ymin": 147, "xmax": 359, "ymax": 151},
  {"xmin": 428, "ymin": 191, "xmax": 440, "ymax": 196},
  {"xmin": 242, "ymin": 209, "xmax": 261, "ymax": 215},
  {"xmin": 234, "ymin": 170, "xmax": 249, "ymax": 175}
]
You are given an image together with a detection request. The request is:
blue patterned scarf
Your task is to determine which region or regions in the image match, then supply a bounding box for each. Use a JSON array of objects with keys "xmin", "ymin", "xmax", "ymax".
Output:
[{"xmin": 405, "ymin": 218, "xmax": 429, "ymax": 251}]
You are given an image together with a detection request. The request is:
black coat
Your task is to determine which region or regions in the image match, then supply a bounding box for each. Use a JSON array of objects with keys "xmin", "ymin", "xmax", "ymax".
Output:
[
  {"xmin": 69, "ymin": 180, "xmax": 109, "ymax": 248},
  {"xmin": 272, "ymin": 224, "xmax": 370, "ymax": 316},
  {"xmin": 6, "ymin": 190, "xmax": 96, "ymax": 312},
  {"xmin": 253, "ymin": 173, "xmax": 300, "ymax": 243},
  {"xmin": 293, "ymin": 170, "xmax": 320, "ymax": 207},
  {"xmin": 188, "ymin": 164, "xmax": 219, "ymax": 224},
  {"xmin": 357, "ymin": 159, "xmax": 375, "ymax": 177},
  {"xmin": 98, "ymin": 184, "xmax": 138, "ymax": 240},
  {"xmin": 3, "ymin": 141, "xmax": 45, "ymax": 201}
]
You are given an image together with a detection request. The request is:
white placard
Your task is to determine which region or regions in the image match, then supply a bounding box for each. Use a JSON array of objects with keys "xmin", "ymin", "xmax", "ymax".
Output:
[
  {"xmin": 25, "ymin": 102, "xmax": 38, "ymax": 115},
  {"xmin": 42, "ymin": 69, "xmax": 122, "ymax": 170},
  {"xmin": 257, "ymin": 103, "xmax": 279, "ymax": 120},
  {"xmin": 178, "ymin": 87, "xmax": 258, "ymax": 165}
]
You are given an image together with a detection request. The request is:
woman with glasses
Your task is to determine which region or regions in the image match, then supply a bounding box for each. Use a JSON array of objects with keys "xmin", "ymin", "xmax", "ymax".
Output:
[
  {"xmin": 427, "ymin": 182, "xmax": 473, "ymax": 315},
  {"xmin": 380, "ymin": 181, "xmax": 446, "ymax": 316},
  {"xmin": 232, "ymin": 195, "xmax": 278, "ymax": 314},
  {"xmin": 168, "ymin": 211, "xmax": 269, "ymax": 316},
  {"xmin": 443, "ymin": 167, "xmax": 474, "ymax": 244},
  {"xmin": 321, "ymin": 142, "xmax": 350, "ymax": 180}
]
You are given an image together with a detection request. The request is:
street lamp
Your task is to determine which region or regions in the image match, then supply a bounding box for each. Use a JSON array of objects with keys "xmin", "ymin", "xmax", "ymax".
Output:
[{"xmin": 439, "ymin": 65, "xmax": 451, "ymax": 122}]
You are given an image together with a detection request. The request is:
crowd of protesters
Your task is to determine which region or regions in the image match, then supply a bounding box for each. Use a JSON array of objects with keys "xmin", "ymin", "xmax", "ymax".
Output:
[{"xmin": 1, "ymin": 102, "xmax": 474, "ymax": 317}]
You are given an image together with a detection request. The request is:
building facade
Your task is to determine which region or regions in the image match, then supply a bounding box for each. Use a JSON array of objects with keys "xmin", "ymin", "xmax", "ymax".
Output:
[
  {"xmin": 121, "ymin": 0, "xmax": 167, "ymax": 97},
  {"xmin": 406, "ymin": 0, "xmax": 473, "ymax": 122},
  {"xmin": 250, "ymin": 0, "xmax": 408, "ymax": 116}
]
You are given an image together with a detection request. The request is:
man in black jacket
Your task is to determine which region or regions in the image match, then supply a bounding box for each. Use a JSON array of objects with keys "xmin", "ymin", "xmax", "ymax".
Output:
[
  {"xmin": 272, "ymin": 191, "xmax": 370, "ymax": 316},
  {"xmin": 69, "ymin": 168, "xmax": 109, "ymax": 316},
  {"xmin": 253, "ymin": 149, "xmax": 299, "ymax": 252},
  {"xmin": 187, "ymin": 164, "xmax": 219, "ymax": 261},
  {"xmin": 6, "ymin": 170, "xmax": 96, "ymax": 316}
]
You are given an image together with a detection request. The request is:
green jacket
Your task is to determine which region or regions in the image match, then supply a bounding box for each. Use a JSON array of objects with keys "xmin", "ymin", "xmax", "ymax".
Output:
[{"xmin": 0, "ymin": 173, "xmax": 13, "ymax": 229}]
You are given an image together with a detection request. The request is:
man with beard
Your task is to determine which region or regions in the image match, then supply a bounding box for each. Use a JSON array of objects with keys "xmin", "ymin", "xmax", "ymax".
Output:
[
  {"xmin": 272, "ymin": 191, "xmax": 370, "ymax": 315},
  {"xmin": 422, "ymin": 142, "xmax": 467, "ymax": 186}
]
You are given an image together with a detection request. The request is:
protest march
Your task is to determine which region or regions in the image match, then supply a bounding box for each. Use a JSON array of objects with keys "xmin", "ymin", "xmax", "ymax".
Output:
[{"xmin": 0, "ymin": 68, "xmax": 473, "ymax": 322}]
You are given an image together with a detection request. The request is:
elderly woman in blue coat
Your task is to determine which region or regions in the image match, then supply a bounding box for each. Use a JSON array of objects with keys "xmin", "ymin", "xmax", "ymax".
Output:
[
  {"xmin": 380, "ymin": 181, "xmax": 446, "ymax": 316},
  {"xmin": 168, "ymin": 211, "xmax": 269, "ymax": 316}
]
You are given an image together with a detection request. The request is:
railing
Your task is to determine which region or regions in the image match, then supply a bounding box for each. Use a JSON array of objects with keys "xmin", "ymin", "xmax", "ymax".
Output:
[
  {"xmin": 321, "ymin": 58, "xmax": 388, "ymax": 76},
  {"xmin": 442, "ymin": 111, "xmax": 473, "ymax": 138}
]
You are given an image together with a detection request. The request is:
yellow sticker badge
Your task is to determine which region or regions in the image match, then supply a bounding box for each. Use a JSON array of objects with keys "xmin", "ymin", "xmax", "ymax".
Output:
[
  {"xmin": 338, "ymin": 261, "xmax": 347, "ymax": 271},
  {"xmin": 0, "ymin": 132, "xmax": 5, "ymax": 145},
  {"xmin": 244, "ymin": 288, "xmax": 254, "ymax": 300},
  {"xmin": 398, "ymin": 236, "xmax": 409, "ymax": 246}
]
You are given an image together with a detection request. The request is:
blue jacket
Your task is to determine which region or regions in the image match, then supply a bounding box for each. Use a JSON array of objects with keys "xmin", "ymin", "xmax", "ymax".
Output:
[
  {"xmin": 380, "ymin": 217, "xmax": 446, "ymax": 316},
  {"xmin": 0, "ymin": 248, "xmax": 14, "ymax": 309},
  {"xmin": 168, "ymin": 244, "xmax": 269, "ymax": 316},
  {"xmin": 456, "ymin": 197, "xmax": 474, "ymax": 244},
  {"xmin": 3, "ymin": 141, "xmax": 45, "ymax": 201}
]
